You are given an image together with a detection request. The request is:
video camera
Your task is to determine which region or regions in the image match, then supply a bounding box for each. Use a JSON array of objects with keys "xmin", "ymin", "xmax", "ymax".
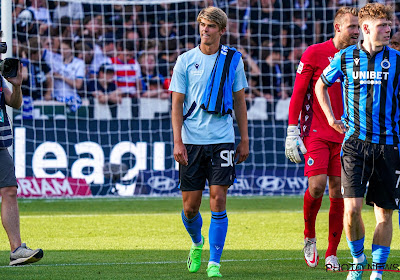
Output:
[{"xmin": 0, "ymin": 42, "xmax": 20, "ymax": 78}]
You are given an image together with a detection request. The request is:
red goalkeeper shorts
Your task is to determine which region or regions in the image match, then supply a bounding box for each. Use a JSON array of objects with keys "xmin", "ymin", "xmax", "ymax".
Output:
[{"xmin": 303, "ymin": 137, "xmax": 341, "ymax": 178}]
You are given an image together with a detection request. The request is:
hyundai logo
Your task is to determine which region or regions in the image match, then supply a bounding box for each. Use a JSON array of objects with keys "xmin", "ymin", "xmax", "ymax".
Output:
[{"xmin": 147, "ymin": 176, "xmax": 176, "ymax": 191}]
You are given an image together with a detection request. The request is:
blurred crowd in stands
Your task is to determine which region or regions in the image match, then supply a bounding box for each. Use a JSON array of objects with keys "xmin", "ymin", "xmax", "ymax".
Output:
[{"xmin": 9, "ymin": 0, "xmax": 400, "ymax": 117}]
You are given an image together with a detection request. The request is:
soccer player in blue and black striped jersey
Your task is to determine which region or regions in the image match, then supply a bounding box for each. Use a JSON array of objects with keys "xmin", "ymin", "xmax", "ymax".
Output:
[{"xmin": 315, "ymin": 3, "xmax": 400, "ymax": 280}]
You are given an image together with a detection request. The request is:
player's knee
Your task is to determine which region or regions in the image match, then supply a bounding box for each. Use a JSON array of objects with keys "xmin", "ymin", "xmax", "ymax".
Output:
[
  {"xmin": 344, "ymin": 206, "xmax": 362, "ymax": 221},
  {"xmin": 375, "ymin": 208, "xmax": 393, "ymax": 224},
  {"xmin": 210, "ymin": 195, "xmax": 226, "ymax": 209},
  {"xmin": 308, "ymin": 184, "xmax": 325, "ymax": 198},
  {"xmin": 0, "ymin": 186, "xmax": 17, "ymax": 200}
]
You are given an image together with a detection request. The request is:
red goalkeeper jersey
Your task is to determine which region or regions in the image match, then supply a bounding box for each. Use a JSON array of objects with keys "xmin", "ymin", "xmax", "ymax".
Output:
[{"xmin": 288, "ymin": 39, "xmax": 344, "ymax": 143}]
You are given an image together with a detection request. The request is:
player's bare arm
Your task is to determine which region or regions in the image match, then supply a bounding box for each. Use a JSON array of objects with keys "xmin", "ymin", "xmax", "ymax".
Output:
[
  {"xmin": 233, "ymin": 88, "xmax": 249, "ymax": 164},
  {"xmin": 171, "ymin": 91, "xmax": 188, "ymax": 166},
  {"xmin": 4, "ymin": 62, "xmax": 23, "ymax": 109},
  {"xmin": 315, "ymin": 77, "xmax": 345, "ymax": 134}
]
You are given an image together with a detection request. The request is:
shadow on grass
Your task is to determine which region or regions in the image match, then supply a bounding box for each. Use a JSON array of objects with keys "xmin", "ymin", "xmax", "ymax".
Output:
[{"xmin": 0, "ymin": 250, "xmax": 399, "ymax": 280}]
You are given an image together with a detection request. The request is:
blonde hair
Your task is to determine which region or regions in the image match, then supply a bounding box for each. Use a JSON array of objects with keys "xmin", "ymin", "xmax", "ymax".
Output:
[
  {"xmin": 334, "ymin": 6, "xmax": 359, "ymax": 25},
  {"xmin": 358, "ymin": 3, "xmax": 393, "ymax": 26},
  {"xmin": 197, "ymin": 6, "xmax": 228, "ymax": 31}
]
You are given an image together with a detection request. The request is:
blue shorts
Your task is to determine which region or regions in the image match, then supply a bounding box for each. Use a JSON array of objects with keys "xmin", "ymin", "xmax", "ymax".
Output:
[
  {"xmin": 179, "ymin": 143, "xmax": 236, "ymax": 191},
  {"xmin": 0, "ymin": 148, "xmax": 18, "ymax": 188}
]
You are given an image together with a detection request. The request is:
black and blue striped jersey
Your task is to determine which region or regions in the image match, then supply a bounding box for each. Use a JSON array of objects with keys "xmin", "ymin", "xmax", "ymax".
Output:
[{"xmin": 321, "ymin": 42, "xmax": 400, "ymax": 145}]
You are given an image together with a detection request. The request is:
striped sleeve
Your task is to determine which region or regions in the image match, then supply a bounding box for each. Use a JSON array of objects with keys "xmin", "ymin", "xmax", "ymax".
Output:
[{"xmin": 321, "ymin": 51, "xmax": 344, "ymax": 87}]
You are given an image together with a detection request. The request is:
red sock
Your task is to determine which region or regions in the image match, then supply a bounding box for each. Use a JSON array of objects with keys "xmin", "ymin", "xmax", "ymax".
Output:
[
  {"xmin": 325, "ymin": 197, "xmax": 344, "ymax": 258},
  {"xmin": 303, "ymin": 188, "xmax": 323, "ymax": 239}
]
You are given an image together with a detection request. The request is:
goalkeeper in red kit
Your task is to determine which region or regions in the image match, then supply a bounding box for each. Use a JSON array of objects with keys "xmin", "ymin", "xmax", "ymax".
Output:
[{"xmin": 285, "ymin": 7, "xmax": 359, "ymax": 271}]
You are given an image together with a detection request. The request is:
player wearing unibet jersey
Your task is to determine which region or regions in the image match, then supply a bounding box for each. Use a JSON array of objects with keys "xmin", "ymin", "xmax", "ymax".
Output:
[
  {"xmin": 285, "ymin": 7, "xmax": 359, "ymax": 271},
  {"xmin": 316, "ymin": 3, "xmax": 400, "ymax": 280},
  {"xmin": 170, "ymin": 6, "xmax": 249, "ymax": 278}
]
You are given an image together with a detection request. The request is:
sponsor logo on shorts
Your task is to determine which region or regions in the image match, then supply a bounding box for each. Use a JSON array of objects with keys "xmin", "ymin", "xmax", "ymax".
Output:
[{"xmin": 307, "ymin": 157, "xmax": 314, "ymax": 166}]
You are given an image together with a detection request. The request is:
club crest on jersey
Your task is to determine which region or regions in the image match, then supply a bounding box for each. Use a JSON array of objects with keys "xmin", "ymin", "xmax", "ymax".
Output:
[
  {"xmin": 307, "ymin": 157, "xmax": 314, "ymax": 166},
  {"xmin": 381, "ymin": 58, "xmax": 390, "ymax": 69},
  {"xmin": 328, "ymin": 56, "xmax": 333, "ymax": 62},
  {"xmin": 354, "ymin": 58, "xmax": 360, "ymax": 66},
  {"xmin": 297, "ymin": 61, "xmax": 304, "ymax": 74},
  {"xmin": 191, "ymin": 63, "xmax": 203, "ymax": 75}
]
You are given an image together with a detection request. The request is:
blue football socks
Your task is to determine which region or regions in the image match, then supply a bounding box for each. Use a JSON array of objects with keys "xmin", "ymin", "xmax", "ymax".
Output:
[
  {"xmin": 209, "ymin": 210, "xmax": 228, "ymax": 264},
  {"xmin": 371, "ymin": 244, "xmax": 390, "ymax": 279},
  {"xmin": 181, "ymin": 210, "xmax": 203, "ymax": 244},
  {"xmin": 347, "ymin": 236, "xmax": 365, "ymax": 263}
]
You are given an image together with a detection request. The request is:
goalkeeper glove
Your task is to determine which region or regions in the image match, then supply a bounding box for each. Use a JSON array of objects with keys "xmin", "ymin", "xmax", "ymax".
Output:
[{"xmin": 285, "ymin": 125, "xmax": 307, "ymax": 163}]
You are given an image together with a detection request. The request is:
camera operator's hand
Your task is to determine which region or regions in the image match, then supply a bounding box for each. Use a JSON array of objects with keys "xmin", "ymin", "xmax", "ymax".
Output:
[
  {"xmin": 5, "ymin": 62, "xmax": 23, "ymax": 87},
  {"xmin": 3, "ymin": 63, "xmax": 23, "ymax": 109}
]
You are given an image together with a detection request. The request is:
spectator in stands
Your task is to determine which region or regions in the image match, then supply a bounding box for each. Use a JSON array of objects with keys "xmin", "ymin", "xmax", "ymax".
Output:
[
  {"xmin": 292, "ymin": 0, "xmax": 322, "ymax": 42},
  {"xmin": 75, "ymin": 42, "xmax": 94, "ymax": 74},
  {"xmin": 74, "ymin": 41, "xmax": 95, "ymax": 97},
  {"xmin": 158, "ymin": 38, "xmax": 180, "ymax": 78},
  {"xmin": 284, "ymin": 40, "xmax": 309, "ymax": 88},
  {"xmin": 282, "ymin": 11, "xmax": 314, "ymax": 48},
  {"xmin": 50, "ymin": 16, "xmax": 77, "ymax": 53},
  {"xmin": 12, "ymin": 0, "xmax": 25, "ymax": 24},
  {"xmin": 44, "ymin": 39, "xmax": 85, "ymax": 112},
  {"xmin": 15, "ymin": 9, "xmax": 38, "ymax": 43},
  {"xmin": 27, "ymin": 0, "xmax": 52, "ymax": 35},
  {"xmin": 111, "ymin": 40, "xmax": 142, "ymax": 97},
  {"xmin": 157, "ymin": 17, "xmax": 178, "ymax": 40},
  {"xmin": 229, "ymin": 0, "xmax": 251, "ymax": 36},
  {"xmin": 390, "ymin": 31, "xmax": 400, "ymax": 51},
  {"xmin": 53, "ymin": 1, "xmax": 84, "ymax": 25},
  {"xmin": 175, "ymin": 2, "xmax": 197, "ymax": 49},
  {"xmin": 223, "ymin": 13, "xmax": 241, "ymax": 46},
  {"xmin": 88, "ymin": 64, "xmax": 122, "ymax": 117},
  {"xmin": 21, "ymin": 37, "xmax": 53, "ymax": 101},
  {"xmin": 80, "ymin": 15, "xmax": 102, "ymax": 42},
  {"xmin": 260, "ymin": 45, "xmax": 283, "ymax": 101},
  {"xmin": 138, "ymin": 53, "xmax": 169, "ymax": 99},
  {"xmin": 238, "ymin": 45, "xmax": 261, "ymax": 77},
  {"xmin": 250, "ymin": 0, "xmax": 283, "ymax": 46},
  {"xmin": 88, "ymin": 35, "xmax": 114, "ymax": 79},
  {"xmin": 143, "ymin": 76, "xmax": 170, "ymax": 99},
  {"xmin": 163, "ymin": 64, "xmax": 174, "ymax": 93},
  {"xmin": 245, "ymin": 76, "xmax": 263, "ymax": 102}
]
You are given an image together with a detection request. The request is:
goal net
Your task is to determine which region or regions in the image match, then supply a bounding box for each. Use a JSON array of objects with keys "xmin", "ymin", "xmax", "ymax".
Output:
[{"xmin": 8, "ymin": 0, "xmax": 356, "ymax": 197}]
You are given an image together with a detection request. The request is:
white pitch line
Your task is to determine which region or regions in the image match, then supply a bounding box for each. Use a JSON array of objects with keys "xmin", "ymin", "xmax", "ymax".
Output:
[
  {"xmin": 0, "ymin": 257, "xmax": 305, "ymax": 269},
  {"xmin": 1, "ymin": 256, "xmax": 400, "ymax": 269}
]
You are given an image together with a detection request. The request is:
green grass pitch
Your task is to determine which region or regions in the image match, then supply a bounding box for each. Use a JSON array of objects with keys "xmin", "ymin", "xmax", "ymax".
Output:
[{"xmin": 0, "ymin": 196, "xmax": 399, "ymax": 279}]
